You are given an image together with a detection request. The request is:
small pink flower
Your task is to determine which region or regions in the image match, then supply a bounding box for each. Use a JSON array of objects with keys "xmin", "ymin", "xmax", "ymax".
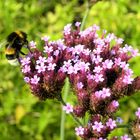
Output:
[
  {"xmin": 29, "ymin": 41, "xmax": 36, "ymax": 48},
  {"xmin": 64, "ymin": 60, "xmax": 72, "ymax": 67},
  {"xmin": 124, "ymin": 44, "xmax": 133, "ymax": 52},
  {"xmin": 114, "ymin": 58, "xmax": 122, "ymax": 66},
  {"xmin": 36, "ymin": 64, "xmax": 46, "ymax": 73},
  {"xmin": 125, "ymin": 68, "xmax": 133, "ymax": 76},
  {"xmin": 103, "ymin": 59, "xmax": 113, "ymax": 69},
  {"xmin": 75, "ymin": 126, "xmax": 84, "ymax": 136},
  {"xmin": 93, "ymin": 47, "xmax": 102, "ymax": 54},
  {"xmin": 44, "ymin": 46, "xmax": 53, "ymax": 53},
  {"xmin": 91, "ymin": 55, "xmax": 103, "ymax": 64},
  {"xmin": 92, "ymin": 121, "xmax": 104, "ymax": 132},
  {"xmin": 135, "ymin": 107, "xmax": 140, "ymax": 119},
  {"xmin": 93, "ymin": 24, "xmax": 100, "ymax": 31},
  {"xmin": 36, "ymin": 56, "xmax": 47, "ymax": 65},
  {"xmin": 112, "ymin": 100, "xmax": 119, "ymax": 108},
  {"xmin": 121, "ymin": 135, "xmax": 131, "ymax": 140},
  {"xmin": 116, "ymin": 38, "xmax": 124, "ymax": 44},
  {"xmin": 53, "ymin": 50, "xmax": 59, "ymax": 56},
  {"xmin": 105, "ymin": 33, "xmax": 116, "ymax": 43},
  {"xmin": 22, "ymin": 65, "xmax": 31, "ymax": 73},
  {"xmin": 94, "ymin": 74, "xmax": 104, "ymax": 83},
  {"xmin": 47, "ymin": 63, "xmax": 56, "ymax": 71},
  {"xmin": 77, "ymin": 82, "xmax": 84, "ymax": 89},
  {"xmin": 93, "ymin": 66, "xmax": 103, "ymax": 73},
  {"xmin": 41, "ymin": 36, "xmax": 50, "ymax": 42},
  {"xmin": 94, "ymin": 38, "xmax": 105, "ymax": 47},
  {"xmin": 77, "ymin": 61, "xmax": 90, "ymax": 71},
  {"xmin": 101, "ymin": 88, "xmax": 111, "ymax": 98},
  {"xmin": 95, "ymin": 91, "xmax": 102, "ymax": 98},
  {"xmin": 24, "ymin": 77, "xmax": 30, "ymax": 83},
  {"xmin": 119, "ymin": 44, "xmax": 132, "ymax": 54},
  {"xmin": 87, "ymin": 74, "xmax": 94, "ymax": 80},
  {"xmin": 120, "ymin": 62, "xmax": 129, "ymax": 70},
  {"xmin": 31, "ymin": 75, "xmax": 40, "ymax": 85},
  {"xmin": 63, "ymin": 24, "xmax": 72, "ymax": 35},
  {"xmin": 123, "ymin": 75, "xmax": 134, "ymax": 84},
  {"xmin": 75, "ymin": 22, "xmax": 81, "ymax": 27},
  {"xmin": 63, "ymin": 103, "xmax": 73, "ymax": 114},
  {"xmin": 47, "ymin": 56, "xmax": 53, "ymax": 63},
  {"xmin": 98, "ymin": 138, "xmax": 106, "ymax": 140},
  {"xmin": 130, "ymin": 48, "xmax": 140, "ymax": 57},
  {"xmin": 67, "ymin": 66, "xmax": 75, "ymax": 74},
  {"xmin": 83, "ymin": 48, "xmax": 91, "ymax": 55},
  {"xmin": 73, "ymin": 45, "xmax": 84, "ymax": 54},
  {"xmin": 116, "ymin": 117, "xmax": 123, "ymax": 124},
  {"xmin": 21, "ymin": 57, "xmax": 30, "ymax": 66},
  {"xmin": 106, "ymin": 118, "xmax": 116, "ymax": 129}
]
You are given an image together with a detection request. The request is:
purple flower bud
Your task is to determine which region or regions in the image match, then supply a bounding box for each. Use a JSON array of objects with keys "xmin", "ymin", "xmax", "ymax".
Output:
[
  {"xmin": 90, "ymin": 115, "xmax": 101, "ymax": 124},
  {"xmin": 106, "ymin": 100, "xmax": 119, "ymax": 114},
  {"xmin": 73, "ymin": 105, "xmax": 86, "ymax": 117},
  {"xmin": 77, "ymin": 91, "xmax": 89, "ymax": 108}
]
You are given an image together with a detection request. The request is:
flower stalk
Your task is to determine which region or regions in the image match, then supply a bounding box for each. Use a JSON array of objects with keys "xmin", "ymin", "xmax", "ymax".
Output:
[{"xmin": 60, "ymin": 78, "xmax": 69, "ymax": 140}]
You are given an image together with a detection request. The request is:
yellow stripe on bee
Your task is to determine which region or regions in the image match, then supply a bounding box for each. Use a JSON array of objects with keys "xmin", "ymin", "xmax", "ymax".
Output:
[
  {"xmin": 15, "ymin": 31, "xmax": 24, "ymax": 38},
  {"xmin": 5, "ymin": 47, "xmax": 15, "ymax": 54}
]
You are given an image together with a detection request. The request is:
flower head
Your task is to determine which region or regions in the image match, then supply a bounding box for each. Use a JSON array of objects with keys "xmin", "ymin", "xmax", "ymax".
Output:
[{"xmin": 20, "ymin": 22, "xmax": 140, "ymax": 139}]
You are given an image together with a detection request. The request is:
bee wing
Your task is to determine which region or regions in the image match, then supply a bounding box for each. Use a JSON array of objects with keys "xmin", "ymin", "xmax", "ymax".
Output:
[
  {"xmin": 0, "ymin": 41, "xmax": 6, "ymax": 49},
  {"xmin": 0, "ymin": 41, "xmax": 7, "ymax": 59}
]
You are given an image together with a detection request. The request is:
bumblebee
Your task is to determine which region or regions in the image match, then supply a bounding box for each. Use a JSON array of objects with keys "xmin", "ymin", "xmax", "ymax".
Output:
[{"xmin": 5, "ymin": 31, "xmax": 29, "ymax": 65}]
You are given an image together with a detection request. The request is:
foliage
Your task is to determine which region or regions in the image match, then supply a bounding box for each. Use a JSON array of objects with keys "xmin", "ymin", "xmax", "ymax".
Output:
[{"xmin": 0, "ymin": 0, "xmax": 140, "ymax": 140}]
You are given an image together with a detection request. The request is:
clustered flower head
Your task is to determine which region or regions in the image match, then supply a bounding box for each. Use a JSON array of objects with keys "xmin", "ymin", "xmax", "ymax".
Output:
[{"xmin": 20, "ymin": 22, "xmax": 140, "ymax": 139}]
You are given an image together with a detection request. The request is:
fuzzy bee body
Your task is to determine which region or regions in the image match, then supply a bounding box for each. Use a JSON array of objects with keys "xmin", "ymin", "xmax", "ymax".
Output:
[{"xmin": 5, "ymin": 31, "xmax": 28, "ymax": 65}]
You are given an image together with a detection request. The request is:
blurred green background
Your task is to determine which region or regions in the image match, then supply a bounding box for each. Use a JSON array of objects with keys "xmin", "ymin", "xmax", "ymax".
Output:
[{"xmin": 0, "ymin": 0, "xmax": 140, "ymax": 140}]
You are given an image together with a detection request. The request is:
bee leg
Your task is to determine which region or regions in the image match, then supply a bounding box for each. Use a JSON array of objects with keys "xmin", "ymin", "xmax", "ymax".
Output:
[
  {"xmin": 17, "ymin": 57, "xmax": 21, "ymax": 65},
  {"xmin": 24, "ymin": 43, "xmax": 32, "ymax": 53},
  {"xmin": 24, "ymin": 40, "xmax": 32, "ymax": 53},
  {"xmin": 27, "ymin": 45, "xmax": 32, "ymax": 53},
  {"xmin": 20, "ymin": 51, "xmax": 26, "ymax": 55}
]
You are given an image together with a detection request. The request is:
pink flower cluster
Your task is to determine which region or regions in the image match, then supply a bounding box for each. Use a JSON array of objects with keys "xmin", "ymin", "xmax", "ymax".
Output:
[{"xmin": 20, "ymin": 22, "xmax": 140, "ymax": 139}]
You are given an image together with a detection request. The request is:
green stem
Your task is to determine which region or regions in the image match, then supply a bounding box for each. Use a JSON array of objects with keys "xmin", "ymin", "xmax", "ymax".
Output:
[
  {"xmin": 60, "ymin": 78, "xmax": 69, "ymax": 140},
  {"xmin": 58, "ymin": 87, "xmax": 83, "ymax": 126},
  {"xmin": 80, "ymin": 1, "xmax": 90, "ymax": 31}
]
